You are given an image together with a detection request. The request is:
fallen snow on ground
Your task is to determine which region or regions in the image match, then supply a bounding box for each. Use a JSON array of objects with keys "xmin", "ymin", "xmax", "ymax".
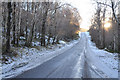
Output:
[
  {"xmin": 2, "ymin": 40, "xmax": 79, "ymax": 78},
  {"xmin": 85, "ymin": 32, "xmax": 118, "ymax": 78}
]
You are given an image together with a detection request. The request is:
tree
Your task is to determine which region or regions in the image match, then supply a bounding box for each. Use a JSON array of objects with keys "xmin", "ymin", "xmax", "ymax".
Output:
[
  {"xmin": 52, "ymin": 2, "xmax": 58, "ymax": 44},
  {"xmin": 102, "ymin": 6, "xmax": 107, "ymax": 49},
  {"xmin": 26, "ymin": 2, "xmax": 37, "ymax": 47},
  {"xmin": 25, "ymin": 2, "xmax": 29, "ymax": 46},
  {"xmin": 16, "ymin": 2, "xmax": 22, "ymax": 47},
  {"xmin": 12, "ymin": 2, "xmax": 16, "ymax": 45},
  {"xmin": 96, "ymin": 0, "xmax": 120, "ymax": 52},
  {"xmin": 6, "ymin": 2, "xmax": 12, "ymax": 52},
  {"xmin": 41, "ymin": 2, "xmax": 50, "ymax": 47},
  {"xmin": 2, "ymin": 2, "xmax": 6, "ymax": 52}
]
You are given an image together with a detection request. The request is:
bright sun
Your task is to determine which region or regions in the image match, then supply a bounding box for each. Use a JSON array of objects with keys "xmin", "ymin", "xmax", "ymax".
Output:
[{"xmin": 104, "ymin": 23, "xmax": 111, "ymax": 28}]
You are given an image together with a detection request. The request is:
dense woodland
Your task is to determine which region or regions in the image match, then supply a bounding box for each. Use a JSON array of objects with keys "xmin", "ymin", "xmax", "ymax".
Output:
[
  {"xmin": 89, "ymin": 0, "xmax": 120, "ymax": 53},
  {"xmin": 1, "ymin": 2, "xmax": 81, "ymax": 54}
]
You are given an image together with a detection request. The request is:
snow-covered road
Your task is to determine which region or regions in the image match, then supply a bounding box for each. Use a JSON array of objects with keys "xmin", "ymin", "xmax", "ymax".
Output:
[{"xmin": 13, "ymin": 32, "xmax": 118, "ymax": 78}]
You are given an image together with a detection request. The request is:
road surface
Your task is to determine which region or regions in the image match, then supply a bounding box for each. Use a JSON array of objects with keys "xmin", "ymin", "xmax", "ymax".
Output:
[{"xmin": 14, "ymin": 33, "xmax": 104, "ymax": 78}]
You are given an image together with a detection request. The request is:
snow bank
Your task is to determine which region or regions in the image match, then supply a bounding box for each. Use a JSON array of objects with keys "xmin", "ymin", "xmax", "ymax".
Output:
[{"xmin": 84, "ymin": 32, "xmax": 118, "ymax": 78}]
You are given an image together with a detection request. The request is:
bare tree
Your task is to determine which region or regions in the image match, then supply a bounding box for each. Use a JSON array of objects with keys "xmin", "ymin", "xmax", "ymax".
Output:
[
  {"xmin": 2, "ymin": 2, "xmax": 81, "ymax": 53},
  {"xmin": 6, "ymin": 2, "xmax": 12, "ymax": 52},
  {"xmin": 25, "ymin": 2, "xmax": 29, "ymax": 46},
  {"xmin": 41, "ymin": 2, "xmax": 50, "ymax": 46},
  {"xmin": 96, "ymin": 0, "xmax": 120, "ymax": 52},
  {"xmin": 26, "ymin": 2, "xmax": 37, "ymax": 46},
  {"xmin": 11, "ymin": 2, "xmax": 16, "ymax": 45}
]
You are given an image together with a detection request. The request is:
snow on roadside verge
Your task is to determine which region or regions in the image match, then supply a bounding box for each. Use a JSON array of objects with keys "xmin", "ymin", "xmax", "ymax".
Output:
[
  {"xmin": 2, "ymin": 39, "xmax": 80, "ymax": 78},
  {"xmin": 85, "ymin": 32, "xmax": 118, "ymax": 78}
]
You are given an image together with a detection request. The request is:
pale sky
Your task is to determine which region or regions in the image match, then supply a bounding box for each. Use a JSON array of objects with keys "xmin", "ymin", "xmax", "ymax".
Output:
[{"xmin": 63, "ymin": 0, "xmax": 95, "ymax": 29}]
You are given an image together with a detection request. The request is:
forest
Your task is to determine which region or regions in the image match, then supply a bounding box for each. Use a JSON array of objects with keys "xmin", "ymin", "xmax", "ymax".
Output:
[
  {"xmin": 89, "ymin": 0, "xmax": 120, "ymax": 53},
  {"xmin": 1, "ymin": 2, "xmax": 81, "ymax": 54}
]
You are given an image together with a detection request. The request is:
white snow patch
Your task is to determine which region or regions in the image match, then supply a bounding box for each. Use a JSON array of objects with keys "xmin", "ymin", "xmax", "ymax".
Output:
[
  {"xmin": 84, "ymin": 32, "xmax": 118, "ymax": 78},
  {"xmin": 59, "ymin": 40, "xmax": 66, "ymax": 44},
  {"xmin": 32, "ymin": 42, "xmax": 40, "ymax": 46},
  {"xmin": 20, "ymin": 36, "xmax": 25, "ymax": 40}
]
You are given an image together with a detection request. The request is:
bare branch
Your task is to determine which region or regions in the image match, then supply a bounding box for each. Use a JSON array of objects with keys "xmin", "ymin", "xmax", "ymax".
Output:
[
  {"xmin": 96, "ymin": 1, "xmax": 120, "ymax": 25},
  {"xmin": 115, "ymin": 1, "xmax": 120, "ymax": 9},
  {"xmin": 96, "ymin": 2, "xmax": 112, "ymax": 8},
  {"xmin": 48, "ymin": 3, "xmax": 72, "ymax": 12}
]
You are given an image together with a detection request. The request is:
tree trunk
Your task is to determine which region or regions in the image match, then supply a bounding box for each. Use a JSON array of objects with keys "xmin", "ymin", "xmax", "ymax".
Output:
[
  {"xmin": 56, "ymin": 37, "xmax": 59, "ymax": 44},
  {"xmin": 20, "ymin": 18, "xmax": 24, "ymax": 36},
  {"xmin": 47, "ymin": 26, "xmax": 52, "ymax": 45},
  {"xmin": 6, "ymin": 2, "xmax": 12, "ymax": 52},
  {"xmin": 26, "ymin": 3, "xmax": 36, "ymax": 47},
  {"xmin": 2, "ymin": 2, "xmax": 6, "ymax": 53},
  {"xmin": 52, "ymin": 36, "xmax": 56, "ymax": 45},
  {"xmin": 52, "ymin": 4, "xmax": 57, "ymax": 44},
  {"xmin": 2, "ymin": 2, "xmax": 6, "ymax": 43},
  {"xmin": 17, "ymin": 3, "xmax": 22, "ymax": 47},
  {"xmin": 118, "ymin": 24, "xmax": 120, "ymax": 53},
  {"xmin": 12, "ymin": 2, "xmax": 16, "ymax": 45},
  {"xmin": 27, "ymin": 21, "xmax": 35, "ymax": 47},
  {"xmin": 25, "ymin": 2, "xmax": 29, "ymax": 46},
  {"xmin": 41, "ymin": 3, "xmax": 49, "ymax": 47},
  {"xmin": 96, "ymin": 4, "xmax": 101, "ymax": 48},
  {"xmin": 102, "ymin": 7, "xmax": 106, "ymax": 49}
]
